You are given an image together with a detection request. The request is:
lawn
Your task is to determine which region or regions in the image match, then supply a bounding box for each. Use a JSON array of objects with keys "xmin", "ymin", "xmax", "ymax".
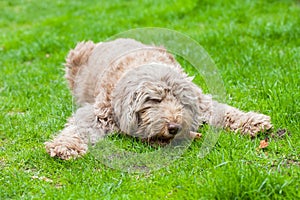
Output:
[{"xmin": 0, "ymin": 0, "xmax": 299, "ymax": 199}]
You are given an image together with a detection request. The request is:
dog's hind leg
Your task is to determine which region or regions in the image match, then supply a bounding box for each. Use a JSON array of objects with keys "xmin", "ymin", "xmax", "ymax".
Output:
[
  {"xmin": 207, "ymin": 100, "xmax": 272, "ymax": 137},
  {"xmin": 45, "ymin": 104, "xmax": 106, "ymax": 160}
]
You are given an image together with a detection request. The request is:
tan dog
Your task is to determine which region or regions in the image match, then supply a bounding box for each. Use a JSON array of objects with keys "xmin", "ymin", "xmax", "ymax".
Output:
[{"xmin": 45, "ymin": 38, "xmax": 272, "ymax": 160}]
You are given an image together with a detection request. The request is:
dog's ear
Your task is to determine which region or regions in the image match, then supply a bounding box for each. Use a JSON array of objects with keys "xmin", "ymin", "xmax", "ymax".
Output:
[
  {"xmin": 129, "ymin": 81, "xmax": 151, "ymax": 121},
  {"xmin": 116, "ymin": 81, "xmax": 151, "ymax": 136},
  {"xmin": 170, "ymin": 79, "xmax": 205, "ymax": 130}
]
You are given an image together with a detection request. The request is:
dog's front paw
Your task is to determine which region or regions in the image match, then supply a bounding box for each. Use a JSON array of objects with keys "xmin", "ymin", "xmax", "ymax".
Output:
[
  {"xmin": 241, "ymin": 112, "xmax": 272, "ymax": 137},
  {"xmin": 45, "ymin": 138, "xmax": 88, "ymax": 160}
]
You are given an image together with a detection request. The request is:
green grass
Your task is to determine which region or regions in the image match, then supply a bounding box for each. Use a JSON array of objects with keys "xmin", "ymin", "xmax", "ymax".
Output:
[{"xmin": 1, "ymin": 0, "xmax": 299, "ymax": 199}]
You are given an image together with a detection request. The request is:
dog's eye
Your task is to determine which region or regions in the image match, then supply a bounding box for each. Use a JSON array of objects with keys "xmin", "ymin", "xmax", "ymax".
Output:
[
  {"xmin": 150, "ymin": 99, "xmax": 162, "ymax": 103},
  {"xmin": 145, "ymin": 97, "xmax": 162, "ymax": 103}
]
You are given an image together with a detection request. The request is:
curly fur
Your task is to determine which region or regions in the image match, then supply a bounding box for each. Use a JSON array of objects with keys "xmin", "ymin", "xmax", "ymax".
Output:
[{"xmin": 45, "ymin": 38, "xmax": 272, "ymax": 160}]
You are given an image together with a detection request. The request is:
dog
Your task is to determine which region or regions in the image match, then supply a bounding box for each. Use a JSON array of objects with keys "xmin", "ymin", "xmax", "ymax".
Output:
[{"xmin": 45, "ymin": 38, "xmax": 272, "ymax": 160}]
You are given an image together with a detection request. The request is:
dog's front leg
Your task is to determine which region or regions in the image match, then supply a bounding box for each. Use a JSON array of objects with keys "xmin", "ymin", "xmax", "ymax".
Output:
[
  {"xmin": 207, "ymin": 100, "xmax": 272, "ymax": 137},
  {"xmin": 45, "ymin": 104, "xmax": 106, "ymax": 160}
]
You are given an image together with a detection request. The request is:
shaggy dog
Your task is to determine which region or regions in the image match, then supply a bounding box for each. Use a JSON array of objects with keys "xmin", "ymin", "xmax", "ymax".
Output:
[{"xmin": 45, "ymin": 38, "xmax": 272, "ymax": 160}]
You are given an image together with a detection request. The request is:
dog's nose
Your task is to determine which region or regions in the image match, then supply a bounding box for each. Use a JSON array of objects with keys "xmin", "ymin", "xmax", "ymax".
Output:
[{"xmin": 168, "ymin": 123, "xmax": 182, "ymax": 135}]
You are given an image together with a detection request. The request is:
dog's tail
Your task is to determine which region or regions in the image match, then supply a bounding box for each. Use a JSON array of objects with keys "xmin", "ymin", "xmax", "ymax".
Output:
[{"xmin": 65, "ymin": 41, "xmax": 96, "ymax": 91}]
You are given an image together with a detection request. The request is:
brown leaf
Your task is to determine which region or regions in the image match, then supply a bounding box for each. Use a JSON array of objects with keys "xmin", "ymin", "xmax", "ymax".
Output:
[{"xmin": 259, "ymin": 139, "xmax": 269, "ymax": 149}]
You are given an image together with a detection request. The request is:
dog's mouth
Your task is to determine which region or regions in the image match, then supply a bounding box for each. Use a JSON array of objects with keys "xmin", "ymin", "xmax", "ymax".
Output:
[
  {"xmin": 141, "ymin": 126, "xmax": 184, "ymax": 147},
  {"xmin": 141, "ymin": 135, "xmax": 174, "ymax": 147}
]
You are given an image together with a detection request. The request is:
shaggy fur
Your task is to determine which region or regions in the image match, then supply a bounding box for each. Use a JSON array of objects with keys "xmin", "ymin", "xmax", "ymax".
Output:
[{"xmin": 45, "ymin": 38, "xmax": 272, "ymax": 160}]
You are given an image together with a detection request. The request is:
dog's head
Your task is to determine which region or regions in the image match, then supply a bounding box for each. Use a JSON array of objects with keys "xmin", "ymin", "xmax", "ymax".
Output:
[{"xmin": 112, "ymin": 64, "xmax": 201, "ymax": 143}]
